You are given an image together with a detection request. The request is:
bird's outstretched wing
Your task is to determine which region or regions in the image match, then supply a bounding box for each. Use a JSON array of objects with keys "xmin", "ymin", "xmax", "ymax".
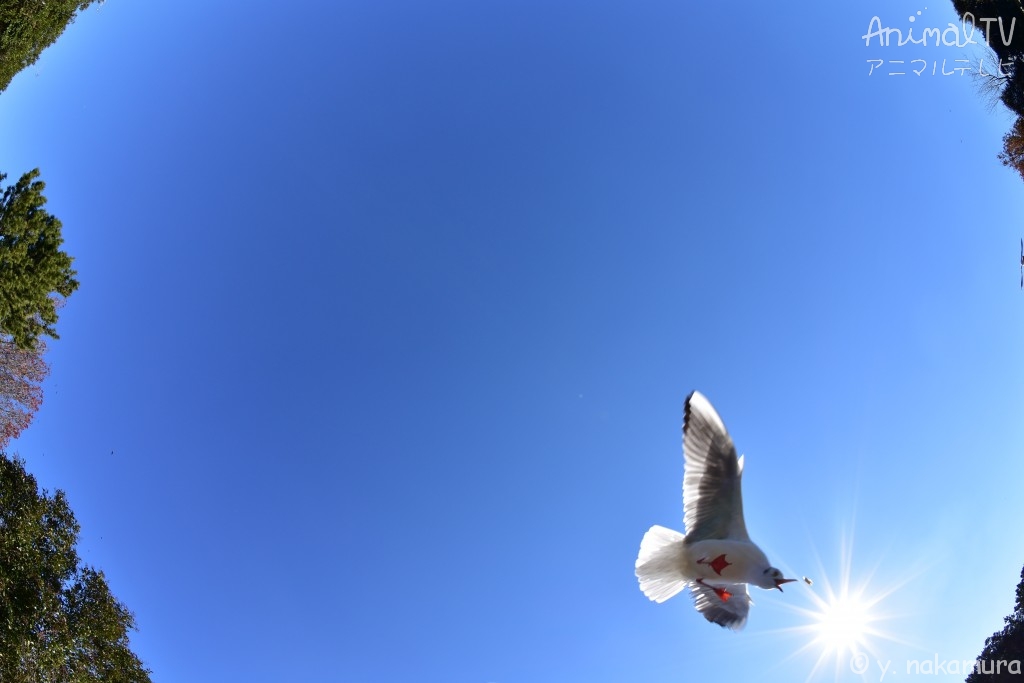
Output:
[
  {"xmin": 690, "ymin": 581, "xmax": 751, "ymax": 630},
  {"xmin": 682, "ymin": 391, "xmax": 749, "ymax": 543}
]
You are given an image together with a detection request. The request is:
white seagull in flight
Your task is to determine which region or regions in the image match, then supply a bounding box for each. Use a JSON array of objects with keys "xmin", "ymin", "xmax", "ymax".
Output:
[{"xmin": 635, "ymin": 391, "xmax": 794, "ymax": 630}]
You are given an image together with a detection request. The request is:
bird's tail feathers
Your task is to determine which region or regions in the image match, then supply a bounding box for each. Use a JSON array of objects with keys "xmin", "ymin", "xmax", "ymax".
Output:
[{"xmin": 635, "ymin": 525, "xmax": 688, "ymax": 603}]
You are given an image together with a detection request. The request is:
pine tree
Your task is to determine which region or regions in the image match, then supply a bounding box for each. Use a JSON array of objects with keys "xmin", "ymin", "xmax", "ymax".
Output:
[
  {"xmin": 0, "ymin": 0, "xmax": 98, "ymax": 93},
  {"xmin": 0, "ymin": 169, "xmax": 78, "ymax": 350}
]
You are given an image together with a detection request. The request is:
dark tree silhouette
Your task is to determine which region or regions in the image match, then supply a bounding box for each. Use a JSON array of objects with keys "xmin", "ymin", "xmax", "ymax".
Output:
[
  {"xmin": 952, "ymin": 1, "xmax": 1024, "ymax": 116},
  {"xmin": 965, "ymin": 565, "xmax": 1024, "ymax": 682},
  {"xmin": 0, "ymin": 452, "xmax": 151, "ymax": 681},
  {"xmin": 952, "ymin": 2, "xmax": 1024, "ymax": 282}
]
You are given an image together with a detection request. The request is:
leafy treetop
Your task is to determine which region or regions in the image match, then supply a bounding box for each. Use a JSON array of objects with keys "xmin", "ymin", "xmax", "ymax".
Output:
[
  {"xmin": 0, "ymin": 169, "xmax": 78, "ymax": 350},
  {"xmin": 0, "ymin": 0, "xmax": 98, "ymax": 93},
  {"xmin": 0, "ymin": 452, "xmax": 152, "ymax": 682}
]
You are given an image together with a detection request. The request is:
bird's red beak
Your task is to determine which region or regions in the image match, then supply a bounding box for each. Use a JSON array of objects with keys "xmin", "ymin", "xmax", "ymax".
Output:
[{"xmin": 775, "ymin": 578, "xmax": 796, "ymax": 592}]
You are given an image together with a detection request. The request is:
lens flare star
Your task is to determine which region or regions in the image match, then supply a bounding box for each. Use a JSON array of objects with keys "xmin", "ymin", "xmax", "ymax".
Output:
[
  {"xmin": 814, "ymin": 592, "xmax": 870, "ymax": 654},
  {"xmin": 778, "ymin": 530, "xmax": 912, "ymax": 682}
]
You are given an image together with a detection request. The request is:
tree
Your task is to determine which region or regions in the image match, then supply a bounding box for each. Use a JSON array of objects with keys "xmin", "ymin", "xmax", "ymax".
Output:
[
  {"xmin": 965, "ymin": 565, "xmax": 1024, "ymax": 682},
  {"xmin": 951, "ymin": 2, "xmax": 1024, "ymax": 186},
  {"xmin": 0, "ymin": 335, "xmax": 48, "ymax": 449},
  {"xmin": 998, "ymin": 115, "xmax": 1024, "ymax": 181},
  {"xmin": 0, "ymin": 0, "xmax": 99, "ymax": 93},
  {"xmin": 0, "ymin": 169, "xmax": 78, "ymax": 350},
  {"xmin": 953, "ymin": 2, "xmax": 1024, "ymax": 115},
  {"xmin": 0, "ymin": 452, "xmax": 151, "ymax": 681}
]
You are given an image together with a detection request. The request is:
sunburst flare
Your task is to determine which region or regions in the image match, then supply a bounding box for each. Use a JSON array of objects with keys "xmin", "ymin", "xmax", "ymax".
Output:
[{"xmin": 776, "ymin": 529, "xmax": 913, "ymax": 682}]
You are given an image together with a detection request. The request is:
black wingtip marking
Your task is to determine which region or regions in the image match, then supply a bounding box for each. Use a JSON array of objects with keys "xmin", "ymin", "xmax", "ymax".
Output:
[{"xmin": 683, "ymin": 391, "xmax": 696, "ymax": 434}]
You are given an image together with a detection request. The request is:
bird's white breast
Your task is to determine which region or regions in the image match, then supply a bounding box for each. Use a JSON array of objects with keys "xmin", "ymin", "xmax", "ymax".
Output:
[{"xmin": 682, "ymin": 539, "xmax": 770, "ymax": 584}]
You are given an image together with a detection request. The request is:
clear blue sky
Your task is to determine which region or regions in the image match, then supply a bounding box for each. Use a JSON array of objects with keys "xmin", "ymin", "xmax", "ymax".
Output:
[{"xmin": 2, "ymin": 1, "xmax": 1024, "ymax": 681}]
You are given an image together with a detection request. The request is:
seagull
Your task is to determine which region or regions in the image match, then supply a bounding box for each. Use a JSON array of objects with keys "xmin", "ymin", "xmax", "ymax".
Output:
[{"xmin": 635, "ymin": 391, "xmax": 794, "ymax": 630}]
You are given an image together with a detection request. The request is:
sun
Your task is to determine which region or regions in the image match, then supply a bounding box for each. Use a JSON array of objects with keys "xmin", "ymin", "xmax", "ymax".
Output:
[
  {"xmin": 813, "ymin": 592, "xmax": 871, "ymax": 655},
  {"xmin": 775, "ymin": 529, "xmax": 909, "ymax": 683},
  {"xmin": 787, "ymin": 581, "xmax": 890, "ymax": 682},
  {"xmin": 804, "ymin": 584, "xmax": 883, "ymax": 664}
]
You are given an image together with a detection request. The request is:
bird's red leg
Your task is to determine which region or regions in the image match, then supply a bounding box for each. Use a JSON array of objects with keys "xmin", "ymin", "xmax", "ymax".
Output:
[{"xmin": 696, "ymin": 578, "xmax": 733, "ymax": 602}]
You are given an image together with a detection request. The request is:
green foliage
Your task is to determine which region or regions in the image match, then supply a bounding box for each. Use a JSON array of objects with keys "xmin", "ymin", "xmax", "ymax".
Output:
[
  {"xmin": 0, "ymin": 452, "xmax": 151, "ymax": 682},
  {"xmin": 0, "ymin": 169, "xmax": 78, "ymax": 350},
  {"xmin": 966, "ymin": 565, "xmax": 1024, "ymax": 682},
  {"xmin": 0, "ymin": 0, "xmax": 96, "ymax": 93}
]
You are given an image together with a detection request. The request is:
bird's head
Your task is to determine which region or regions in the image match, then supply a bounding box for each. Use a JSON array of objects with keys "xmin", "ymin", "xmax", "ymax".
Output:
[{"xmin": 757, "ymin": 566, "xmax": 796, "ymax": 591}]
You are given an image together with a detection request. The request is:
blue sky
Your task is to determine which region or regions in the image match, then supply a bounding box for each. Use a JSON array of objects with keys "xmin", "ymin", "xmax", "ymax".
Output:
[{"xmin": 2, "ymin": 0, "xmax": 1024, "ymax": 681}]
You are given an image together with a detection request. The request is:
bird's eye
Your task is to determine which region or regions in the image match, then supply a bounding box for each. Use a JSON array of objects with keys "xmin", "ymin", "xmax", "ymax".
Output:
[{"xmin": 763, "ymin": 568, "xmax": 769, "ymax": 574}]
